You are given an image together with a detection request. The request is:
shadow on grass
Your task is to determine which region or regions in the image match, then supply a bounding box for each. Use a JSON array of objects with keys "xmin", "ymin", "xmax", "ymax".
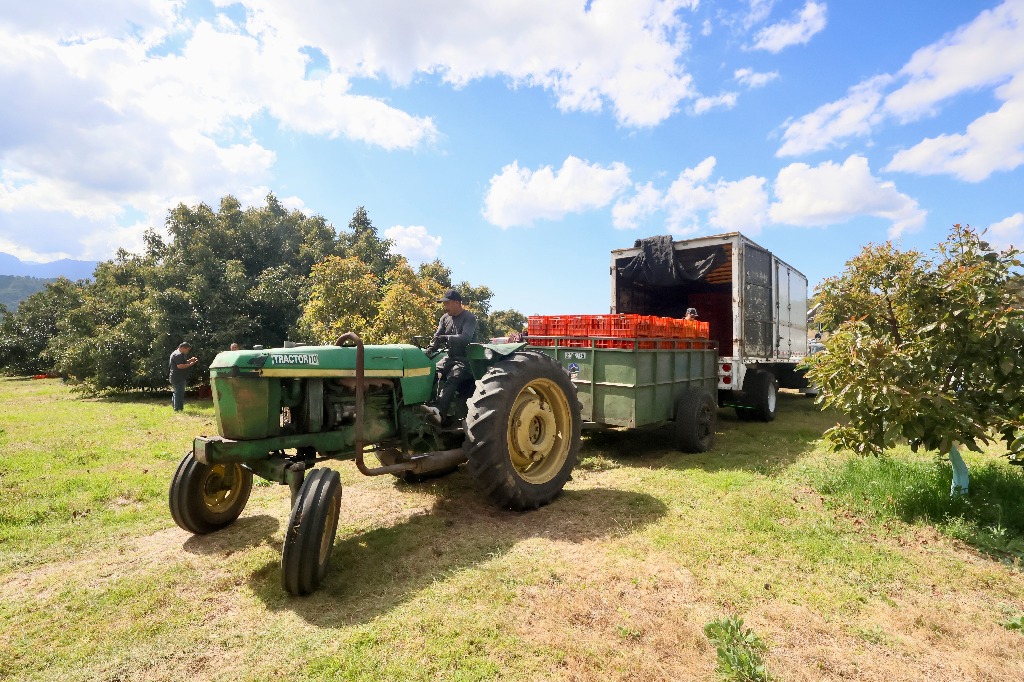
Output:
[
  {"xmin": 247, "ymin": 484, "xmax": 666, "ymax": 626},
  {"xmin": 582, "ymin": 392, "xmax": 833, "ymax": 476},
  {"xmin": 806, "ymin": 454, "xmax": 1024, "ymax": 563},
  {"xmin": 182, "ymin": 514, "xmax": 280, "ymax": 556}
]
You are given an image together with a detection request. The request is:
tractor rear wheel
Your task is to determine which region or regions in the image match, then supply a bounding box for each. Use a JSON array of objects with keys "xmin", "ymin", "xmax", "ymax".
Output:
[
  {"xmin": 674, "ymin": 388, "xmax": 717, "ymax": 453},
  {"xmin": 464, "ymin": 351, "xmax": 581, "ymax": 510},
  {"xmin": 169, "ymin": 451, "xmax": 252, "ymax": 534},
  {"xmin": 281, "ymin": 467, "xmax": 342, "ymax": 596}
]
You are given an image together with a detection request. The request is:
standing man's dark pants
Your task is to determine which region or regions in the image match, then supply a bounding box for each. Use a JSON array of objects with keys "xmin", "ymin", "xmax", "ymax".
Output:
[
  {"xmin": 171, "ymin": 378, "xmax": 187, "ymax": 411},
  {"xmin": 435, "ymin": 356, "xmax": 470, "ymax": 418}
]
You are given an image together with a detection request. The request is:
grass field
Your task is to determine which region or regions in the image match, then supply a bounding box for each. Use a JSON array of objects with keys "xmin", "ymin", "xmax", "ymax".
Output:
[{"xmin": 2, "ymin": 377, "xmax": 1024, "ymax": 681}]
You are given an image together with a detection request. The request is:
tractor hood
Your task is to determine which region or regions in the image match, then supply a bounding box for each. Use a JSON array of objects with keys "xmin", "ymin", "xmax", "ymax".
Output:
[{"xmin": 210, "ymin": 344, "xmax": 434, "ymax": 379}]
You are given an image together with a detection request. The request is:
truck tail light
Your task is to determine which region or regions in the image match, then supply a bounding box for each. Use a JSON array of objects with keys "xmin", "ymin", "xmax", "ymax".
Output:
[
  {"xmin": 722, "ymin": 376, "xmax": 732, "ymax": 384},
  {"xmin": 721, "ymin": 363, "xmax": 731, "ymax": 372}
]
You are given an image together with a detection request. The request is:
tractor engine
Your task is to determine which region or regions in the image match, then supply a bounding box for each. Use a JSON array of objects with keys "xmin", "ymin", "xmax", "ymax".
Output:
[{"xmin": 204, "ymin": 343, "xmax": 438, "ymax": 458}]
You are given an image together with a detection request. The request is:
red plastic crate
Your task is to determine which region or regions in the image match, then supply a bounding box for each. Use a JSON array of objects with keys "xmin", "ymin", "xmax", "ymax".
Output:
[
  {"xmin": 546, "ymin": 316, "xmax": 567, "ymax": 335},
  {"xmin": 566, "ymin": 315, "xmax": 590, "ymax": 336},
  {"xmin": 589, "ymin": 315, "xmax": 614, "ymax": 335},
  {"xmin": 527, "ymin": 316, "xmax": 547, "ymax": 336}
]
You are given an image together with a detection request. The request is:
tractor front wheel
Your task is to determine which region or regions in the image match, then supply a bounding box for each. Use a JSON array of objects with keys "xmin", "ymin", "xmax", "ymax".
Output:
[
  {"xmin": 169, "ymin": 452, "xmax": 252, "ymax": 535},
  {"xmin": 464, "ymin": 351, "xmax": 582, "ymax": 510},
  {"xmin": 281, "ymin": 467, "xmax": 342, "ymax": 596}
]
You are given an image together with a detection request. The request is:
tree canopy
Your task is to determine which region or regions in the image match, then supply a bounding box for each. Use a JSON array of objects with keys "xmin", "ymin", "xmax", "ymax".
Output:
[
  {"xmin": 0, "ymin": 198, "xmax": 522, "ymax": 391},
  {"xmin": 806, "ymin": 224, "xmax": 1024, "ymax": 490}
]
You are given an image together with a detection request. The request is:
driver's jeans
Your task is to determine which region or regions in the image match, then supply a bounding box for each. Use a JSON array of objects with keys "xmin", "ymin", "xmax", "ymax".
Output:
[{"xmin": 435, "ymin": 356, "xmax": 470, "ymax": 419}]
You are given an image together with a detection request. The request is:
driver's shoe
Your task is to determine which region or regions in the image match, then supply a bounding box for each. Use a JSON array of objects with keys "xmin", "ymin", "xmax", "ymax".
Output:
[{"xmin": 419, "ymin": 405, "xmax": 442, "ymax": 425}]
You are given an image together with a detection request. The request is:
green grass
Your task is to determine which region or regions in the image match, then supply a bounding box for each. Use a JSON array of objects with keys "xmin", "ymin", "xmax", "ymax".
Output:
[
  {"xmin": 3, "ymin": 378, "xmax": 1024, "ymax": 680},
  {"xmin": 800, "ymin": 449, "xmax": 1024, "ymax": 563}
]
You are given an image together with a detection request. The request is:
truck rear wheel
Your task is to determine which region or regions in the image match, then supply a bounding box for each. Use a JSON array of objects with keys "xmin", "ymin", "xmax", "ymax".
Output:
[
  {"xmin": 674, "ymin": 389, "xmax": 716, "ymax": 453},
  {"xmin": 281, "ymin": 467, "xmax": 342, "ymax": 596},
  {"xmin": 464, "ymin": 352, "xmax": 581, "ymax": 510},
  {"xmin": 169, "ymin": 451, "xmax": 252, "ymax": 534},
  {"xmin": 737, "ymin": 371, "xmax": 777, "ymax": 422}
]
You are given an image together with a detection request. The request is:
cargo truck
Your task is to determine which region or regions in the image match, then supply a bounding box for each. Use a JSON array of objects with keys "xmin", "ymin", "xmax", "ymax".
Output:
[{"xmin": 610, "ymin": 232, "xmax": 809, "ymax": 421}]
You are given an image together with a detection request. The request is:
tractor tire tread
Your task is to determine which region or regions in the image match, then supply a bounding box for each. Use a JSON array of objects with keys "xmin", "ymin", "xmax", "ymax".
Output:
[{"xmin": 463, "ymin": 352, "xmax": 581, "ymax": 511}]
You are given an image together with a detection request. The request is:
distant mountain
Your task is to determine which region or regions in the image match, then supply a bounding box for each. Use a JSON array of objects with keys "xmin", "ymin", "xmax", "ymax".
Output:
[
  {"xmin": 0, "ymin": 252, "xmax": 98, "ymax": 280},
  {"xmin": 0, "ymin": 275, "xmax": 54, "ymax": 310}
]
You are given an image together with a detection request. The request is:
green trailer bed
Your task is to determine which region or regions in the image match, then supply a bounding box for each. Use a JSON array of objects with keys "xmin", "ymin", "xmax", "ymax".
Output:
[{"xmin": 528, "ymin": 338, "xmax": 718, "ymax": 429}]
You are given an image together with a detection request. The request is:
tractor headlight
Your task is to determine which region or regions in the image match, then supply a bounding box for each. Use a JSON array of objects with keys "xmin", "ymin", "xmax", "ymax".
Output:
[{"xmin": 484, "ymin": 348, "xmax": 496, "ymax": 361}]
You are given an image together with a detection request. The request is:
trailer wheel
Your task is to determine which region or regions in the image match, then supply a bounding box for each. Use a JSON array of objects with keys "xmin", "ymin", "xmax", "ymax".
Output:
[
  {"xmin": 464, "ymin": 351, "xmax": 582, "ymax": 510},
  {"xmin": 281, "ymin": 468, "xmax": 342, "ymax": 596},
  {"xmin": 674, "ymin": 389, "xmax": 716, "ymax": 453},
  {"xmin": 738, "ymin": 371, "xmax": 778, "ymax": 422},
  {"xmin": 169, "ymin": 451, "xmax": 252, "ymax": 535}
]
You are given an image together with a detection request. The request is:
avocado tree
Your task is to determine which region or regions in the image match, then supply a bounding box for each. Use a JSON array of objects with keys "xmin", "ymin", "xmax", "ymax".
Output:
[{"xmin": 806, "ymin": 224, "xmax": 1024, "ymax": 495}]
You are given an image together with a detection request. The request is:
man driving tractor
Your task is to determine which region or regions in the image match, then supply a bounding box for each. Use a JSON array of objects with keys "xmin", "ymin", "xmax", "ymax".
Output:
[{"xmin": 424, "ymin": 288, "xmax": 477, "ymax": 424}]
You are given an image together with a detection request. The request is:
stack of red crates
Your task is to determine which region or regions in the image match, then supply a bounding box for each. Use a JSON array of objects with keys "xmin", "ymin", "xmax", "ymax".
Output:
[{"xmin": 527, "ymin": 314, "xmax": 709, "ymax": 349}]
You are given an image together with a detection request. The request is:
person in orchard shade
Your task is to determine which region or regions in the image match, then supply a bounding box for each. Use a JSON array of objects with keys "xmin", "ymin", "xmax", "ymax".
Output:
[{"xmin": 168, "ymin": 341, "xmax": 199, "ymax": 412}]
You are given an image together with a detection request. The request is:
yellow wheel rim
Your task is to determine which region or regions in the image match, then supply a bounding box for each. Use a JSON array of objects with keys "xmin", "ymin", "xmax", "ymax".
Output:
[
  {"xmin": 505, "ymin": 378, "xmax": 572, "ymax": 484},
  {"xmin": 202, "ymin": 463, "xmax": 244, "ymax": 513}
]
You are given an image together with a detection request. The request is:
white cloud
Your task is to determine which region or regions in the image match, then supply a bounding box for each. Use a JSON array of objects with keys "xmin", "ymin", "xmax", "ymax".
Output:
[
  {"xmin": 242, "ymin": 0, "xmax": 701, "ymax": 128},
  {"xmin": 710, "ymin": 176, "xmax": 769, "ymax": 233},
  {"xmin": 883, "ymin": 0, "xmax": 1024, "ymax": 121},
  {"xmin": 987, "ymin": 212, "xmax": 1024, "ymax": 250},
  {"xmin": 885, "ymin": 97, "xmax": 1024, "ymax": 182},
  {"xmin": 0, "ymin": 0, "xmax": 718, "ymax": 261},
  {"xmin": 776, "ymin": 75, "xmax": 891, "ymax": 156},
  {"xmin": 734, "ymin": 68, "xmax": 779, "ymax": 89},
  {"xmin": 742, "ymin": 0, "xmax": 776, "ymax": 30},
  {"xmin": 692, "ymin": 92, "xmax": 739, "ymax": 114},
  {"xmin": 385, "ymin": 225, "xmax": 442, "ymax": 263},
  {"xmin": 750, "ymin": 1, "xmax": 827, "ymax": 53},
  {"xmin": 0, "ymin": 7, "xmax": 445, "ymax": 260},
  {"xmin": 612, "ymin": 156, "xmax": 770, "ymax": 235},
  {"xmin": 483, "ymin": 156, "xmax": 632, "ymax": 228},
  {"xmin": 777, "ymin": 1, "xmax": 1024, "ymax": 182},
  {"xmin": 612, "ymin": 182, "xmax": 663, "ymax": 230},
  {"xmin": 770, "ymin": 155, "xmax": 926, "ymax": 236}
]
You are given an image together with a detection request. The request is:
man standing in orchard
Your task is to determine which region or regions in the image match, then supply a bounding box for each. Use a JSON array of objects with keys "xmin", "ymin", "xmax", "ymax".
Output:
[{"xmin": 168, "ymin": 341, "xmax": 199, "ymax": 412}]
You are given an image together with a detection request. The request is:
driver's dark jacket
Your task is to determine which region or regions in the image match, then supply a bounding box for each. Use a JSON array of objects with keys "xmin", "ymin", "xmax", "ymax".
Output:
[{"xmin": 426, "ymin": 310, "xmax": 477, "ymax": 360}]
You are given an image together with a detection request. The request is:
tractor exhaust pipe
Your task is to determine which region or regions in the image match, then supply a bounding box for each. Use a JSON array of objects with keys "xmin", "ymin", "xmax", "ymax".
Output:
[
  {"xmin": 335, "ymin": 331, "xmax": 469, "ymax": 477},
  {"xmin": 335, "ymin": 332, "xmax": 369, "ymax": 474}
]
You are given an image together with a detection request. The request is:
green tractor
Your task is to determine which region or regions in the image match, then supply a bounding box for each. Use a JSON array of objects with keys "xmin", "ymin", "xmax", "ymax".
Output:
[{"xmin": 168, "ymin": 333, "xmax": 582, "ymax": 595}]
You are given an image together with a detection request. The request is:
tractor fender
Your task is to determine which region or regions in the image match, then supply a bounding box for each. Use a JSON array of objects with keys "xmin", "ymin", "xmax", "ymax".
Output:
[{"xmin": 466, "ymin": 341, "xmax": 528, "ymax": 379}]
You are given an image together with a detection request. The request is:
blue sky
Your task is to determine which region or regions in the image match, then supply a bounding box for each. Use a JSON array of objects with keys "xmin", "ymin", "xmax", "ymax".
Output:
[{"xmin": 1, "ymin": 0, "xmax": 1022, "ymax": 315}]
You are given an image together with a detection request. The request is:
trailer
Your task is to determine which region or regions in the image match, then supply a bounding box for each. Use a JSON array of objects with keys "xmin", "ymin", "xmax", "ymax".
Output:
[
  {"xmin": 528, "ymin": 336, "xmax": 720, "ymax": 452},
  {"xmin": 610, "ymin": 233, "xmax": 809, "ymax": 421}
]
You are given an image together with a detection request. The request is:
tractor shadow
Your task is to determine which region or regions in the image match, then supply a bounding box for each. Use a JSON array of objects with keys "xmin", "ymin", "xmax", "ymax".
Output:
[
  {"xmin": 582, "ymin": 391, "xmax": 832, "ymax": 476},
  {"xmin": 181, "ymin": 514, "xmax": 280, "ymax": 556},
  {"xmin": 247, "ymin": 484, "xmax": 666, "ymax": 626}
]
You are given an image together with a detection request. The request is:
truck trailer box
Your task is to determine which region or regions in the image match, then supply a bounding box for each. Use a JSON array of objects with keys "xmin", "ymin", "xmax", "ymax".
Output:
[{"xmin": 610, "ymin": 232, "xmax": 810, "ymax": 419}]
